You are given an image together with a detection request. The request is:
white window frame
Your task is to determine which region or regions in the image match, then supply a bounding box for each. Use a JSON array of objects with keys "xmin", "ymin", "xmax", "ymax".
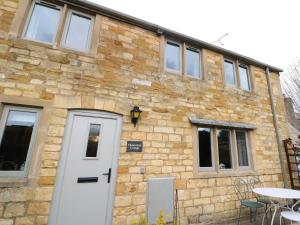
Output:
[
  {"xmin": 0, "ymin": 106, "xmax": 40, "ymax": 178},
  {"xmin": 165, "ymin": 40, "xmax": 182, "ymax": 74},
  {"xmin": 61, "ymin": 9, "xmax": 95, "ymax": 52},
  {"xmin": 224, "ymin": 58, "xmax": 237, "ymax": 87},
  {"xmin": 185, "ymin": 46, "xmax": 202, "ymax": 79},
  {"xmin": 235, "ymin": 130, "xmax": 251, "ymax": 170},
  {"xmin": 22, "ymin": 0, "xmax": 62, "ymax": 45},
  {"xmin": 198, "ymin": 127, "xmax": 215, "ymax": 171},
  {"xmin": 238, "ymin": 64, "xmax": 251, "ymax": 91},
  {"xmin": 216, "ymin": 128, "xmax": 233, "ymax": 171}
]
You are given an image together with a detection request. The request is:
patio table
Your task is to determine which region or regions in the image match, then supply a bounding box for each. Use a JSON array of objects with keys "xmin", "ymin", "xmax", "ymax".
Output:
[{"xmin": 253, "ymin": 187, "xmax": 300, "ymax": 225}]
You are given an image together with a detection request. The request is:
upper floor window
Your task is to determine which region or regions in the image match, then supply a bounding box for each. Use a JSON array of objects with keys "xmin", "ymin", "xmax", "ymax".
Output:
[
  {"xmin": 186, "ymin": 47, "xmax": 201, "ymax": 78},
  {"xmin": 165, "ymin": 41, "xmax": 181, "ymax": 72},
  {"xmin": 23, "ymin": 0, "xmax": 95, "ymax": 53},
  {"xmin": 224, "ymin": 60, "xmax": 236, "ymax": 86},
  {"xmin": 61, "ymin": 11, "xmax": 94, "ymax": 51},
  {"xmin": 0, "ymin": 106, "xmax": 40, "ymax": 177},
  {"xmin": 239, "ymin": 65, "xmax": 251, "ymax": 91},
  {"xmin": 223, "ymin": 59, "xmax": 252, "ymax": 91},
  {"xmin": 165, "ymin": 40, "xmax": 203, "ymax": 79},
  {"xmin": 24, "ymin": 1, "xmax": 61, "ymax": 44}
]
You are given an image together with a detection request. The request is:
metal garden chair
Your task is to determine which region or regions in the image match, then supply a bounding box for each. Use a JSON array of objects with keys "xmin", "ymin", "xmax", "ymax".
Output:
[
  {"xmin": 234, "ymin": 178, "xmax": 264, "ymax": 225},
  {"xmin": 249, "ymin": 177, "xmax": 276, "ymax": 223},
  {"xmin": 280, "ymin": 199, "xmax": 300, "ymax": 225}
]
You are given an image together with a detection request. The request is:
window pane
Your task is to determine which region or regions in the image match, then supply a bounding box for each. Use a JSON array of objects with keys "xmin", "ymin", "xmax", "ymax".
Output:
[
  {"xmin": 0, "ymin": 110, "xmax": 37, "ymax": 171},
  {"xmin": 224, "ymin": 61, "xmax": 235, "ymax": 85},
  {"xmin": 239, "ymin": 66, "xmax": 250, "ymax": 90},
  {"xmin": 25, "ymin": 3, "xmax": 60, "ymax": 43},
  {"xmin": 186, "ymin": 48, "xmax": 200, "ymax": 77},
  {"xmin": 64, "ymin": 13, "xmax": 92, "ymax": 51},
  {"xmin": 217, "ymin": 130, "xmax": 232, "ymax": 169},
  {"xmin": 165, "ymin": 42, "xmax": 180, "ymax": 71},
  {"xmin": 86, "ymin": 124, "xmax": 101, "ymax": 157},
  {"xmin": 198, "ymin": 128, "xmax": 212, "ymax": 167},
  {"xmin": 236, "ymin": 131, "xmax": 249, "ymax": 167}
]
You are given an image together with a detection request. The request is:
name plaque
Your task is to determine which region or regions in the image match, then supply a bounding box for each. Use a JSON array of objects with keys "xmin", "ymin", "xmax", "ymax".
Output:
[{"xmin": 127, "ymin": 141, "xmax": 143, "ymax": 152}]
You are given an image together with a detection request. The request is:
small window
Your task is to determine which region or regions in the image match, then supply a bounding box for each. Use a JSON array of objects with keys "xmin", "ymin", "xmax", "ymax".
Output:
[
  {"xmin": 62, "ymin": 11, "xmax": 93, "ymax": 51},
  {"xmin": 198, "ymin": 128, "xmax": 213, "ymax": 168},
  {"xmin": 236, "ymin": 131, "xmax": 249, "ymax": 167},
  {"xmin": 85, "ymin": 124, "xmax": 101, "ymax": 158},
  {"xmin": 165, "ymin": 41, "xmax": 181, "ymax": 72},
  {"xmin": 239, "ymin": 65, "xmax": 251, "ymax": 90},
  {"xmin": 186, "ymin": 48, "xmax": 200, "ymax": 78},
  {"xmin": 217, "ymin": 129, "xmax": 232, "ymax": 169},
  {"xmin": 24, "ymin": 1, "xmax": 61, "ymax": 43},
  {"xmin": 224, "ymin": 60, "xmax": 236, "ymax": 86},
  {"xmin": 0, "ymin": 106, "xmax": 40, "ymax": 177}
]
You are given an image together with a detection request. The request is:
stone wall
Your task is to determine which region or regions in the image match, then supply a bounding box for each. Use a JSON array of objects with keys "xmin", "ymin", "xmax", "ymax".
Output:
[{"xmin": 0, "ymin": 1, "xmax": 290, "ymax": 225}]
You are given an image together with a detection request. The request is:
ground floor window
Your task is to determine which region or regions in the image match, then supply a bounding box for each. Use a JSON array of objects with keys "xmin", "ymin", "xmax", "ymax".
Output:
[
  {"xmin": 197, "ymin": 127, "xmax": 251, "ymax": 172},
  {"xmin": 0, "ymin": 105, "xmax": 40, "ymax": 177}
]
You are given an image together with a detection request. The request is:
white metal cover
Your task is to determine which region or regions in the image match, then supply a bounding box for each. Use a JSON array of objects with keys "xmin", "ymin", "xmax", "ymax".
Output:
[{"xmin": 147, "ymin": 177, "xmax": 174, "ymax": 224}]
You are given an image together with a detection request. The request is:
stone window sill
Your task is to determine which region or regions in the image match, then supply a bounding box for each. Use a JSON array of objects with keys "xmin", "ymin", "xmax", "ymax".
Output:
[
  {"xmin": 192, "ymin": 170, "xmax": 258, "ymax": 179},
  {"xmin": 0, "ymin": 177, "xmax": 28, "ymax": 187},
  {"xmin": 12, "ymin": 37, "xmax": 96, "ymax": 59}
]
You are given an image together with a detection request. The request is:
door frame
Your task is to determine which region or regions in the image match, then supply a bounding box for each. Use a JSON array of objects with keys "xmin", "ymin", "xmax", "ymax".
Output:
[{"xmin": 48, "ymin": 110, "xmax": 122, "ymax": 225}]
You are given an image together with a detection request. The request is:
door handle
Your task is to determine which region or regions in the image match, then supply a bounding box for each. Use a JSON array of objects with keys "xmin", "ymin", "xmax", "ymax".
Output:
[{"xmin": 102, "ymin": 168, "xmax": 111, "ymax": 183}]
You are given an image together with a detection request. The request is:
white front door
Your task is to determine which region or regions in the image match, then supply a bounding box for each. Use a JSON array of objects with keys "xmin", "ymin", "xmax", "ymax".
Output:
[{"xmin": 49, "ymin": 111, "xmax": 122, "ymax": 225}]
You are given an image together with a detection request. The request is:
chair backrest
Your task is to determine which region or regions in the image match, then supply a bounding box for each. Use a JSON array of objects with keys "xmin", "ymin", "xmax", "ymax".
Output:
[
  {"xmin": 234, "ymin": 178, "xmax": 252, "ymax": 201},
  {"xmin": 290, "ymin": 199, "xmax": 300, "ymax": 212},
  {"xmin": 234, "ymin": 177, "xmax": 262, "ymax": 201}
]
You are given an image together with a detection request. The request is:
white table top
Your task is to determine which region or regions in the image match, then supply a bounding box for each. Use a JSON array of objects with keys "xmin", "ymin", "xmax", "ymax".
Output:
[{"xmin": 253, "ymin": 187, "xmax": 300, "ymax": 199}]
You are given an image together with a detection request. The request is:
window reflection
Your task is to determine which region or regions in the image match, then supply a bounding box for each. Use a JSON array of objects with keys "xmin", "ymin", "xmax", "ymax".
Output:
[
  {"xmin": 25, "ymin": 3, "xmax": 60, "ymax": 43},
  {"xmin": 217, "ymin": 129, "xmax": 232, "ymax": 169},
  {"xmin": 64, "ymin": 13, "xmax": 92, "ymax": 51},
  {"xmin": 86, "ymin": 124, "xmax": 101, "ymax": 157},
  {"xmin": 166, "ymin": 42, "xmax": 180, "ymax": 71},
  {"xmin": 0, "ymin": 110, "xmax": 37, "ymax": 171},
  {"xmin": 224, "ymin": 60, "xmax": 235, "ymax": 85},
  {"xmin": 198, "ymin": 128, "xmax": 212, "ymax": 167},
  {"xmin": 239, "ymin": 66, "xmax": 250, "ymax": 90},
  {"xmin": 186, "ymin": 48, "xmax": 200, "ymax": 77}
]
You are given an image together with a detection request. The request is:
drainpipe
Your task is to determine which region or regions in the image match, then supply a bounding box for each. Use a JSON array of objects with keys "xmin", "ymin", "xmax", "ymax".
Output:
[{"xmin": 265, "ymin": 67, "xmax": 288, "ymax": 187}]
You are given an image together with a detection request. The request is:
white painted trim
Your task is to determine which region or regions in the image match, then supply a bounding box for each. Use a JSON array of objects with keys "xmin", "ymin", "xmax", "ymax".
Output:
[
  {"xmin": 224, "ymin": 58, "xmax": 237, "ymax": 87},
  {"xmin": 185, "ymin": 46, "xmax": 202, "ymax": 79},
  {"xmin": 22, "ymin": 0, "xmax": 62, "ymax": 45},
  {"xmin": 60, "ymin": 9, "xmax": 95, "ymax": 52},
  {"xmin": 197, "ymin": 127, "xmax": 215, "ymax": 172},
  {"xmin": 0, "ymin": 105, "xmax": 41, "ymax": 177},
  {"xmin": 48, "ymin": 110, "xmax": 122, "ymax": 225},
  {"xmin": 238, "ymin": 64, "xmax": 251, "ymax": 91},
  {"xmin": 216, "ymin": 128, "xmax": 233, "ymax": 170},
  {"xmin": 236, "ymin": 130, "xmax": 252, "ymax": 170},
  {"xmin": 164, "ymin": 40, "xmax": 182, "ymax": 74}
]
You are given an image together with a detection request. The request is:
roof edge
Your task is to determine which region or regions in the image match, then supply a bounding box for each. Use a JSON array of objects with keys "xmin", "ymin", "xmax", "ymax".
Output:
[{"xmin": 61, "ymin": 0, "xmax": 283, "ymax": 73}]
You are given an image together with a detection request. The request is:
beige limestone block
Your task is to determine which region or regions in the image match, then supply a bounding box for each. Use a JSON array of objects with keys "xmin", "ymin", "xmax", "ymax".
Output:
[
  {"xmin": 34, "ymin": 187, "xmax": 53, "ymax": 201},
  {"xmin": 4, "ymin": 203, "xmax": 25, "ymax": 217},
  {"xmin": 15, "ymin": 216, "xmax": 35, "ymax": 225},
  {"xmin": 27, "ymin": 202, "xmax": 50, "ymax": 215},
  {"xmin": 0, "ymin": 219, "xmax": 13, "ymax": 225}
]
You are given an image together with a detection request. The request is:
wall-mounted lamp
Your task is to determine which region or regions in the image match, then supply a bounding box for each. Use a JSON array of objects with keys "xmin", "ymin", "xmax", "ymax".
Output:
[{"xmin": 130, "ymin": 106, "xmax": 142, "ymax": 127}]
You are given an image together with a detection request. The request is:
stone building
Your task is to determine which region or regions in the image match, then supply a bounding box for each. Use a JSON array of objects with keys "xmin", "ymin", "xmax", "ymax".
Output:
[{"xmin": 0, "ymin": 0, "xmax": 290, "ymax": 225}]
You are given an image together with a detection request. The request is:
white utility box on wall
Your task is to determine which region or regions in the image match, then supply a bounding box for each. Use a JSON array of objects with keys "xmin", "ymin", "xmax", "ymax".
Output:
[{"xmin": 147, "ymin": 177, "xmax": 174, "ymax": 224}]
